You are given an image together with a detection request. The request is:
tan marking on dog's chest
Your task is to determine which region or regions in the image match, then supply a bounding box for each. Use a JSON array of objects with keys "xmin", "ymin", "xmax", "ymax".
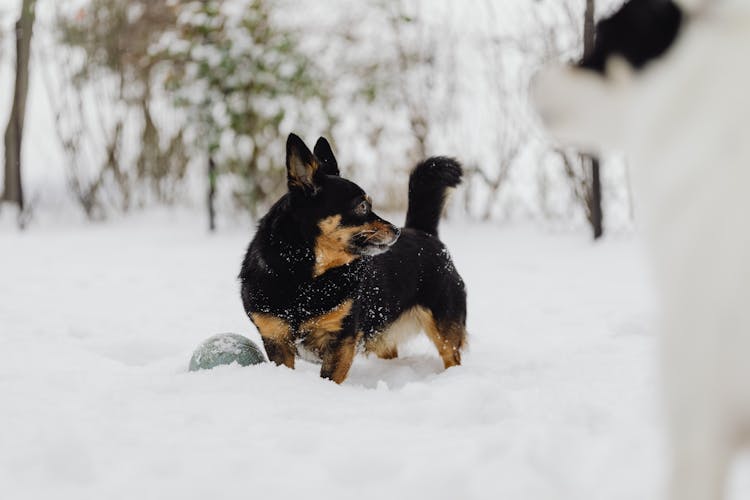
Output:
[
  {"xmin": 300, "ymin": 300, "xmax": 353, "ymax": 352},
  {"xmin": 313, "ymin": 215, "xmax": 360, "ymax": 277}
]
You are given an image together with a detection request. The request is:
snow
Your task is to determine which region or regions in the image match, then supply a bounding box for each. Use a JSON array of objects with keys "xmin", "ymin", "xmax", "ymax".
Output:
[{"xmin": 0, "ymin": 209, "xmax": 686, "ymax": 500}]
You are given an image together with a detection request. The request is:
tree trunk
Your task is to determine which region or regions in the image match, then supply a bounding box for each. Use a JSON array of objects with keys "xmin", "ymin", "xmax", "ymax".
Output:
[
  {"xmin": 584, "ymin": 0, "xmax": 596, "ymax": 58},
  {"xmin": 583, "ymin": 0, "xmax": 603, "ymax": 239},
  {"xmin": 2, "ymin": 0, "xmax": 36, "ymax": 225},
  {"xmin": 208, "ymin": 156, "xmax": 217, "ymax": 232},
  {"xmin": 590, "ymin": 157, "xmax": 603, "ymax": 238}
]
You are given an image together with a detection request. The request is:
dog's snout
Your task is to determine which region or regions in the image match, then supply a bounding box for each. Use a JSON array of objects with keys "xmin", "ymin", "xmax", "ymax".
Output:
[{"xmin": 390, "ymin": 226, "xmax": 401, "ymax": 244}]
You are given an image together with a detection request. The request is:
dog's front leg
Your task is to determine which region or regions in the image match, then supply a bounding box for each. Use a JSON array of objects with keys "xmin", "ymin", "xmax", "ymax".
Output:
[
  {"xmin": 299, "ymin": 300, "xmax": 358, "ymax": 384},
  {"xmin": 261, "ymin": 336, "xmax": 295, "ymax": 369},
  {"xmin": 320, "ymin": 332, "xmax": 360, "ymax": 384},
  {"xmin": 251, "ymin": 312, "xmax": 295, "ymax": 369}
]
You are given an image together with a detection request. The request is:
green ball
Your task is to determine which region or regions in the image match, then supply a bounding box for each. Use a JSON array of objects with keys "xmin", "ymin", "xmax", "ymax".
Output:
[{"xmin": 189, "ymin": 333, "xmax": 266, "ymax": 371}]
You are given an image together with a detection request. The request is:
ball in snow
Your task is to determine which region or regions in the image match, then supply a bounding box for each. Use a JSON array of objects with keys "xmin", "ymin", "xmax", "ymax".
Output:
[{"xmin": 189, "ymin": 333, "xmax": 266, "ymax": 371}]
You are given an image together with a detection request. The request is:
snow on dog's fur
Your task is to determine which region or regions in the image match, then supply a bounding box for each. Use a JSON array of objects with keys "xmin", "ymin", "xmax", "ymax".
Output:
[{"xmin": 533, "ymin": 1, "xmax": 750, "ymax": 499}]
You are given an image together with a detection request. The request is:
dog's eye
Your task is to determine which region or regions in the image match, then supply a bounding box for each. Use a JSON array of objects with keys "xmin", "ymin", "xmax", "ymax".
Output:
[{"xmin": 354, "ymin": 200, "xmax": 369, "ymax": 216}]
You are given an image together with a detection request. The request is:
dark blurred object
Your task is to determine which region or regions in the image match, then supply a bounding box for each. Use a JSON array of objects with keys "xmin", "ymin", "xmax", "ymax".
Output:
[{"xmin": 580, "ymin": 0, "xmax": 683, "ymax": 74}]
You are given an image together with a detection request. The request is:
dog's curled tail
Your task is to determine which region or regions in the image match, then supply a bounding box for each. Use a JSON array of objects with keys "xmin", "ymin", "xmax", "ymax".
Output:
[{"xmin": 405, "ymin": 157, "xmax": 462, "ymax": 238}]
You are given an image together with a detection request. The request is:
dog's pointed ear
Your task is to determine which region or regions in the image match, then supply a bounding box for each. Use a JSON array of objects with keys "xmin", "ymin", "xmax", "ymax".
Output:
[
  {"xmin": 313, "ymin": 137, "xmax": 340, "ymax": 177},
  {"xmin": 286, "ymin": 133, "xmax": 321, "ymax": 193}
]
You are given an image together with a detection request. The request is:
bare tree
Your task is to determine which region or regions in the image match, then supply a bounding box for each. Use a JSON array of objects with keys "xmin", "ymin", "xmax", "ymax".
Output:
[
  {"xmin": 547, "ymin": 0, "xmax": 604, "ymax": 238},
  {"xmin": 384, "ymin": 1, "xmax": 441, "ymax": 168},
  {"xmin": 2, "ymin": 0, "xmax": 36, "ymax": 227},
  {"xmin": 51, "ymin": 0, "xmax": 188, "ymax": 217},
  {"xmin": 470, "ymin": 0, "xmax": 527, "ymax": 220},
  {"xmin": 582, "ymin": 0, "xmax": 603, "ymax": 239},
  {"xmin": 208, "ymin": 157, "xmax": 217, "ymax": 232}
]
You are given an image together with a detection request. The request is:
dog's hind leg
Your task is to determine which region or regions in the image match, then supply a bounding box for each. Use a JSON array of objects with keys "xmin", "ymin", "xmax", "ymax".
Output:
[
  {"xmin": 415, "ymin": 307, "xmax": 465, "ymax": 369},
  {"xmin": 374, "ymin": 345, "xmax": 398, "ymax": 360},
  {"xmin": 251, "ymin": 313, "xmax": 295, "ymax": 369},
  {"xmin": 365, "ymin": 311, "xmax": 425, "ymax": 360},
  {"xmin": 364, "ymin": 335, "xmax": 398, "ymax": 359}
]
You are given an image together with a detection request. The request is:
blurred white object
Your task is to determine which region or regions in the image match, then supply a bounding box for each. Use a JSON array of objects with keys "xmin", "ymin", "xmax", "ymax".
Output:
[
  {"xmin": 677, "ymin": 0, "xmax": 713, "ymax": 13},
  {"xmin": 533, "ymin": 3, "xmax": 750, "ymax": 500}
]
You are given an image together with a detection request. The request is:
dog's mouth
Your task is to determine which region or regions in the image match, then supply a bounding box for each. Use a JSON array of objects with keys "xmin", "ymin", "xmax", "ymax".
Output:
[{"xmin": 352, "ymin": 227, "xmax": 400, "ymax": 256}]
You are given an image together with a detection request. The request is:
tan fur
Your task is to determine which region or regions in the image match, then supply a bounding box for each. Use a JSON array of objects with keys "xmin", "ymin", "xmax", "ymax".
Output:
[
  {"xmin": 321, "ymin": 334, "xmax": 361, "ymax": 384},
  {"xmin": 364, "ymin": 306, "xmax": 465, "ymax": 368},
  {"xmin": 368, "ymin": 220, "xmax": 391, "ymax": 234},
  {"xmin": 416, "ymin": 307, "xmax": 464, "ymax": 368},
  {"xmin": 313, "ymin": 216, "xmax": 396, "ymax": 277},
  {"xmin": 299, "ymin": 300, "xmax": 353, "ymax": 354},
  {"xmin": 251, "ymin": 313, "xmax": 294, "ymax": 368},
  {"xmin": 296, "ymin": 300, "xmax": 361, "ymax": 383},
  {"xmin": 251, "ymin": 313, "xmax": 291, "ymax": 341},
  {"xmin": 313, "ymin": 216, "xmax": 359, "ymax": 277},
  {"xmin": 300, "ymin": 301, "xmax": 358, "ymax": 384},
  {"xmin": 365, "ymin": 307, "xmax": 423, "ymax": 358},
  {"xmin": 372, "ymin": 344, "xmax": 399, "ymax": 360},
  {"xmin": 288, "ymin": 156, "xmax": 318, "ymax": 190}
]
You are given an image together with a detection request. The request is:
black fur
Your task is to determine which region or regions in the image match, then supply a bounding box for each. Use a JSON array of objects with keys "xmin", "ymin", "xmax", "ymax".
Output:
[
  {"xmin": 580, "ymin": 0, "xmax": 684, "ymax": 74},
  {"xmin": 313, "ymin": 137, "xmax": 340, "ymax": 176},
  {"xmin": 405, "ymin": 157, "xmax": 462, "ymax": 237},
  {"xmin": 239, "ymin": 134, "xmax": 467, "ymax": 382}
]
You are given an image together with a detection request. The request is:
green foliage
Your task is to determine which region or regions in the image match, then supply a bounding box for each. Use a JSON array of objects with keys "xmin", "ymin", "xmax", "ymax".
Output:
[
  {"xmin": 161, "ymin": 0, "xmax": 325, "ymax": 214},
  {"xmin": 55, "ymin": 0, "xmax": 326, "ymax": 216},
  {"xmin": 55, "ymin": 1, "xmax": 189, "ymax": 211},
  {"xmin": 57, "ymin": 1, "xmax": 175, "ymax": 97}
]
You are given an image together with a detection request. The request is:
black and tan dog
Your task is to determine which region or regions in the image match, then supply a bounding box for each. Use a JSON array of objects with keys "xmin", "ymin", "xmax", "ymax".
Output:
[{"xmin": 240, "ymin": 133, "xmax": 466, "ymax": 383}]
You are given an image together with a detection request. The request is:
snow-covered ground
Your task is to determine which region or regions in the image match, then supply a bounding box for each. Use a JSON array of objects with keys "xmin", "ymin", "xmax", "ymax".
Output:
[{"xmin": 1, "ymin": 211, "xmax": 735, "ymax": 500}]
